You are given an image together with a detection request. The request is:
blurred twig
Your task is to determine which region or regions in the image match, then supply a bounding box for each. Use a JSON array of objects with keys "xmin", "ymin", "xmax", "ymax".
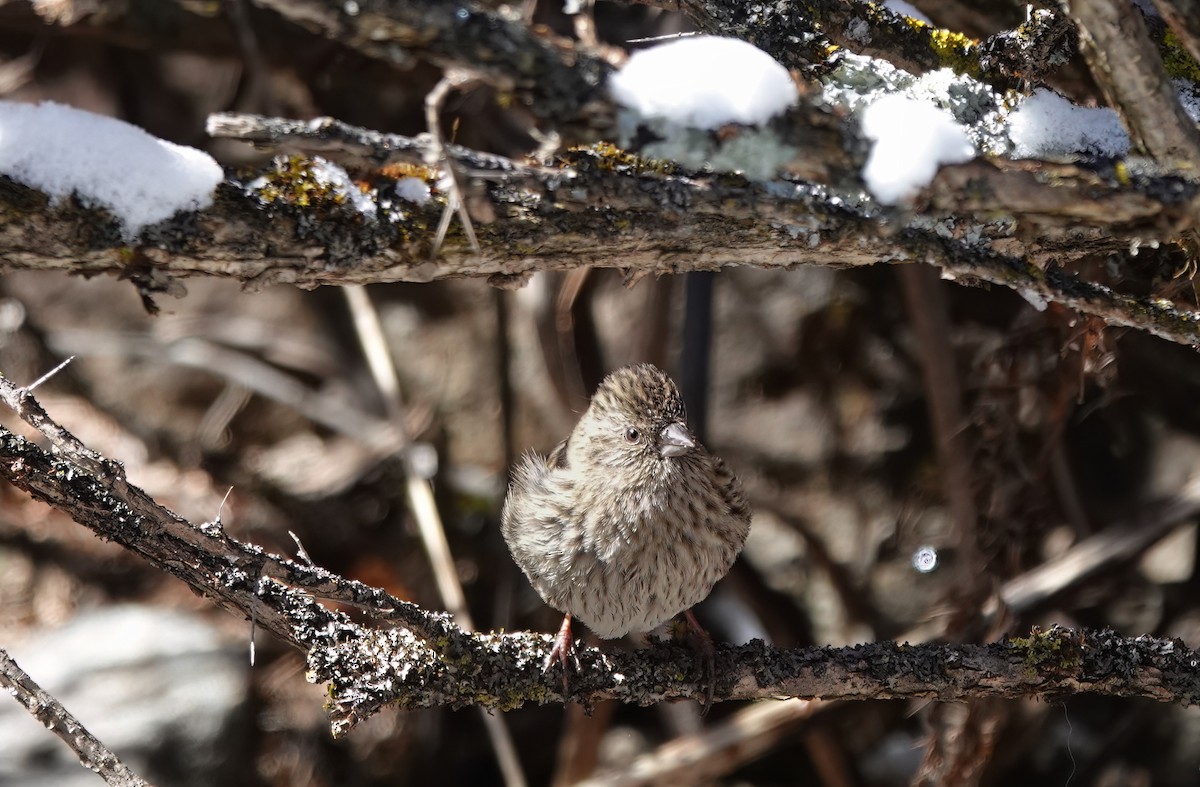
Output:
[
  {"xmin": 0, "ymin": 647, "xmax": 151, "ymax": 787},
  {"xmin": 898, "ymin": 264, "xmax": 983, "ymax": 612},
  {"xmin": 576, "ymin": 699, "xmax": 823, "ymax": 786},
  {"xmin": 251, "ymin": 0, "xmax": 610, "ymax": 124},
  {"xmin": 45, "ymin": 329, "xmax": 407, "ymax": 457},
  {"xmin": 988, "ymin": 483, "xmax": 1200, "ymax": 620},
  {"xmin": 342, "ymin": 285, "xmax": 527, "ymax": 787}
]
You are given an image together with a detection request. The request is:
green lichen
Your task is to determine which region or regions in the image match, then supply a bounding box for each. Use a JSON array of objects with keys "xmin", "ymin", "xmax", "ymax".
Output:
[
  {"xmin": 1162, "ymin": 30, "xmax": 1200, "ymax": 83},
  {"xmin": 1008, "ymin": 626, "xmax": 1081, "ymax": 674}
]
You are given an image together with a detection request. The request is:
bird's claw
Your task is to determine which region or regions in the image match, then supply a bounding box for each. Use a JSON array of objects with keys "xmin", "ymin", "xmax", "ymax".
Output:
[{"xmin": 544, "ymin": 614, "xmax": 581, "ymax": 699}]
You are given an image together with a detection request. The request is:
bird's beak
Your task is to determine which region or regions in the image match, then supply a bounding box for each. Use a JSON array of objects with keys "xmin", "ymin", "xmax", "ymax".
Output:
[{"xmin": 658, "ymin": 421, "xmax": 695, "ymax": 458}]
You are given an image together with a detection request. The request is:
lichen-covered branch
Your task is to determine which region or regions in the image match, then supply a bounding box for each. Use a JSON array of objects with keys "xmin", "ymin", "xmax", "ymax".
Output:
[
  {"xmin": 250, "ymin": 0, "xmax": 610, "ymax": 123},
  {"xmin": 0, "ymin": 648, "xmax": 150, "ymax": 787},
  {"xmin": 1154, "ymin": 0, "xmax": 1200, "ymax": 70},
  {"xmin": 3, "ymin": 376, "xmax": 1200, "ymax": 738},
  {"xmin": 4, "ymin": 117, "xmax": 1200, "ymax": 344},
  {"xmin": 648, "ymin": 0, "xmax": 1077, "ymax": 89}
]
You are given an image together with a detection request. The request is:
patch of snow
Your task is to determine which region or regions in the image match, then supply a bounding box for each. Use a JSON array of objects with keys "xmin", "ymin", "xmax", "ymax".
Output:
[
  {"xmin": 310, "ymin": 158, "xmax": 376, "ymax": 217},
  {"xmin": 0, "ymin": 100, "xmax": 223, "ymax": 238},
  {"xmin": 823, "ymin": 56, "xmax": 1007, "ymax": 157},
  {"xmin": 393, "ymin": 176, "xmax": 430, "ymax": 205},
  {"xmin": 609, "ymin": 36, "xmax": 797, "ymax": 129},
  {"xmin": 1008, "ymin": 89, "xmax": 1129, "ymax": 159},
  {"xmin": 861, "ymin": 94, "xmax": 974, "ymax": 204}
]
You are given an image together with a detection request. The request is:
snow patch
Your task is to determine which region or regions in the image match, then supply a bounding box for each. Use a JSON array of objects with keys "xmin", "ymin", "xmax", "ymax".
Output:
[
  {"xmin": 861, "ymin": 94, "xmax": 974, "ymax": 204},
  {"xmin": 609, "ymin": 36, "xmax": 797, "ymax": 129},
  {"xmin": 310, "ymin": 158, "xmax": 376, "ymax": 217},
  {"xmin": 1008, "ymin": 89, "xmax": 1129, "ymax": 159},
  {"xmin": 0, "ymin": 100, "xmax": 222, "ymax": 238},
  {"xmin": 393, "ymin": 177, "xmax": 430, "ymax": 205},
  {"xmin": 1176, "ymin": 79, "xmax": 1200, "ymax": 123}
]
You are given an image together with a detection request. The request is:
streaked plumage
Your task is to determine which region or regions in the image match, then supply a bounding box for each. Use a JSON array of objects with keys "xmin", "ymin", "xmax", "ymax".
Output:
[{"xmin": 502, "ymin": 363, "xmax": 752, "ymax": 642}]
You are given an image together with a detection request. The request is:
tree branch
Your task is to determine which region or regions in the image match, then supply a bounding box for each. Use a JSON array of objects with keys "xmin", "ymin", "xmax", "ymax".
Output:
[
  {"xmin": 1153, "ymin": 0, "xmax": 1200, "ymax": 71},
  {"xmin": 0, "ymin": 648, "xmax": 151, "ymax": 787},
  {"xmin": 1065, "ymin": 0, "xmax": 1200, "ymax": 169},
  {"xmin": 649, "ymin": 0, "xmax": 1077, "ymax": 89},
  {"xmin": 2, "ymin": 372, "xmax": 1200, "ymax": 739},
  {"xmin": 249, "ymin": 0, "xmax": 610, "ymax": 123},
  {"xmin": 5, "ymin": 109, "xmax": 1200, "ymax": 346}
]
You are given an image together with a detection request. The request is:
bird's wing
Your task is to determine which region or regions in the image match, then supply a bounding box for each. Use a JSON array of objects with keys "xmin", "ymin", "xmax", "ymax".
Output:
[{"xmin": 712, "ymin": 454, "xmax": 753, "ymax": 525}]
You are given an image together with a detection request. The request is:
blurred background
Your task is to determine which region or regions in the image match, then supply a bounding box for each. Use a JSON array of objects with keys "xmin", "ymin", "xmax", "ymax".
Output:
[{"xmin": 3, "ymin": 1, "xmax": 1200, "ymax": 785}]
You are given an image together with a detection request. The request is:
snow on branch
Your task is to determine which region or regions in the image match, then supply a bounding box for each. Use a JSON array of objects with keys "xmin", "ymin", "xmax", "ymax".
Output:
[{"xmin": 0, "ymin": 3, "xmax": 1199, "ymax": 349}]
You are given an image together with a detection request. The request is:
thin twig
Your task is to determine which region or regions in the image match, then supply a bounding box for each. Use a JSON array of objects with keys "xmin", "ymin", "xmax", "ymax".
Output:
[
  {"xmin": 45, "ymin": 330, "xmax": 406, "ymax": 457},
  {"xmin": 0, "ymin": 647, "xmax": 152, "ymax": 787},
  {"xmin": 576, "ymin": 699, "xmax": 823, "ymax": 786},
  {"xmin": 898, "ymin": 263, "xmax": 983, "ymax": 611},
  {"xmin": 424, "ymin": 70, "xmax": 482, "ymax": 260}
]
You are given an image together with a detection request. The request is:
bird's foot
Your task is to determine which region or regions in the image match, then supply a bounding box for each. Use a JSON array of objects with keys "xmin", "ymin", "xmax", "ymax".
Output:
[
  {"xmin": 544, "ymin": 614, "xmax": 581, "ymax": 699},
  {"xmin": 684, "ymin": 609, "xmax": 716, "ymax": 715}
]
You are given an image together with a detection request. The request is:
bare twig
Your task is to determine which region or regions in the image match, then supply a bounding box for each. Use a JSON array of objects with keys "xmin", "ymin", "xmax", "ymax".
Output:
[
  {"xmin": 1065, "ymin": 0, "xmax": 1200, "ymax": 170},
  {"xmin": 424, "ymin": 71, "xmax": 482, "ymax": 260},
  {"xmin": 577, "ymin": 699, "xmax": 823, "ymax": 787},
  {"xmin": 0, "ymin": 648, "xmax": 152, "ymax": 787}
]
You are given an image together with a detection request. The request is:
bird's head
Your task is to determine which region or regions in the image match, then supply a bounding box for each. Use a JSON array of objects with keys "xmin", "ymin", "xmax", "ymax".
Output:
[{"xmin": 568, "ymin": 363, "xmax": 699, "ymax": 475}]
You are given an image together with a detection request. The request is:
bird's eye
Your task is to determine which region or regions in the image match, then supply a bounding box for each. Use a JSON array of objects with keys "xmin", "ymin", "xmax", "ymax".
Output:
[{"xmin": 624, "ymin": 427, "xmax": 640, "ymax": 443}]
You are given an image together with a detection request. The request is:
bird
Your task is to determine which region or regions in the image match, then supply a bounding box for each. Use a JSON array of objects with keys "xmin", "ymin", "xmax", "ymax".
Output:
[{"xmin": 501, "ymin": 362, "xmax": 752, "ymax": 708}]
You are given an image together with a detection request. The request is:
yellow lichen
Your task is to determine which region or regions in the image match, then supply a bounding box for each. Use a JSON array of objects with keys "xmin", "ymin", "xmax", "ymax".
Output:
[
  {"xmin": 378, "ymin": 162, "xmax": 437, "ymax": 182},
  {"xmin": 927, "ymin": 28, "xmax": 979, "ymax": 76},
  {"xmin": 253, "ymin": 155, "xmax": 345, "ymax": 208},
  {"xmin": 566, "ymin": 142, "xmax": 676, "ymax": 175}
]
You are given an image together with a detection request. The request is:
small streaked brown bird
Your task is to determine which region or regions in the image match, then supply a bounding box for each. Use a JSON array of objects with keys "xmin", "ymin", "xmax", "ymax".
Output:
[{"xmin": 501, "ymin": 363, "xmax": 752, "ymax": 706}]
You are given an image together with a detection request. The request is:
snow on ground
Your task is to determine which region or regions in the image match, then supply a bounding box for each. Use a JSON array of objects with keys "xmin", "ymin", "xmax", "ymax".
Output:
[
  {"xmin": 609, "ymin": 36, "xmax": 797, "ymax": 129},
  {"xmin": 0, "ymin": 100, "xmax": 222, "ymax": 238},
  {"xmin": 861, "ymin": 94, "xmax": 974, "ymax": 204}
]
